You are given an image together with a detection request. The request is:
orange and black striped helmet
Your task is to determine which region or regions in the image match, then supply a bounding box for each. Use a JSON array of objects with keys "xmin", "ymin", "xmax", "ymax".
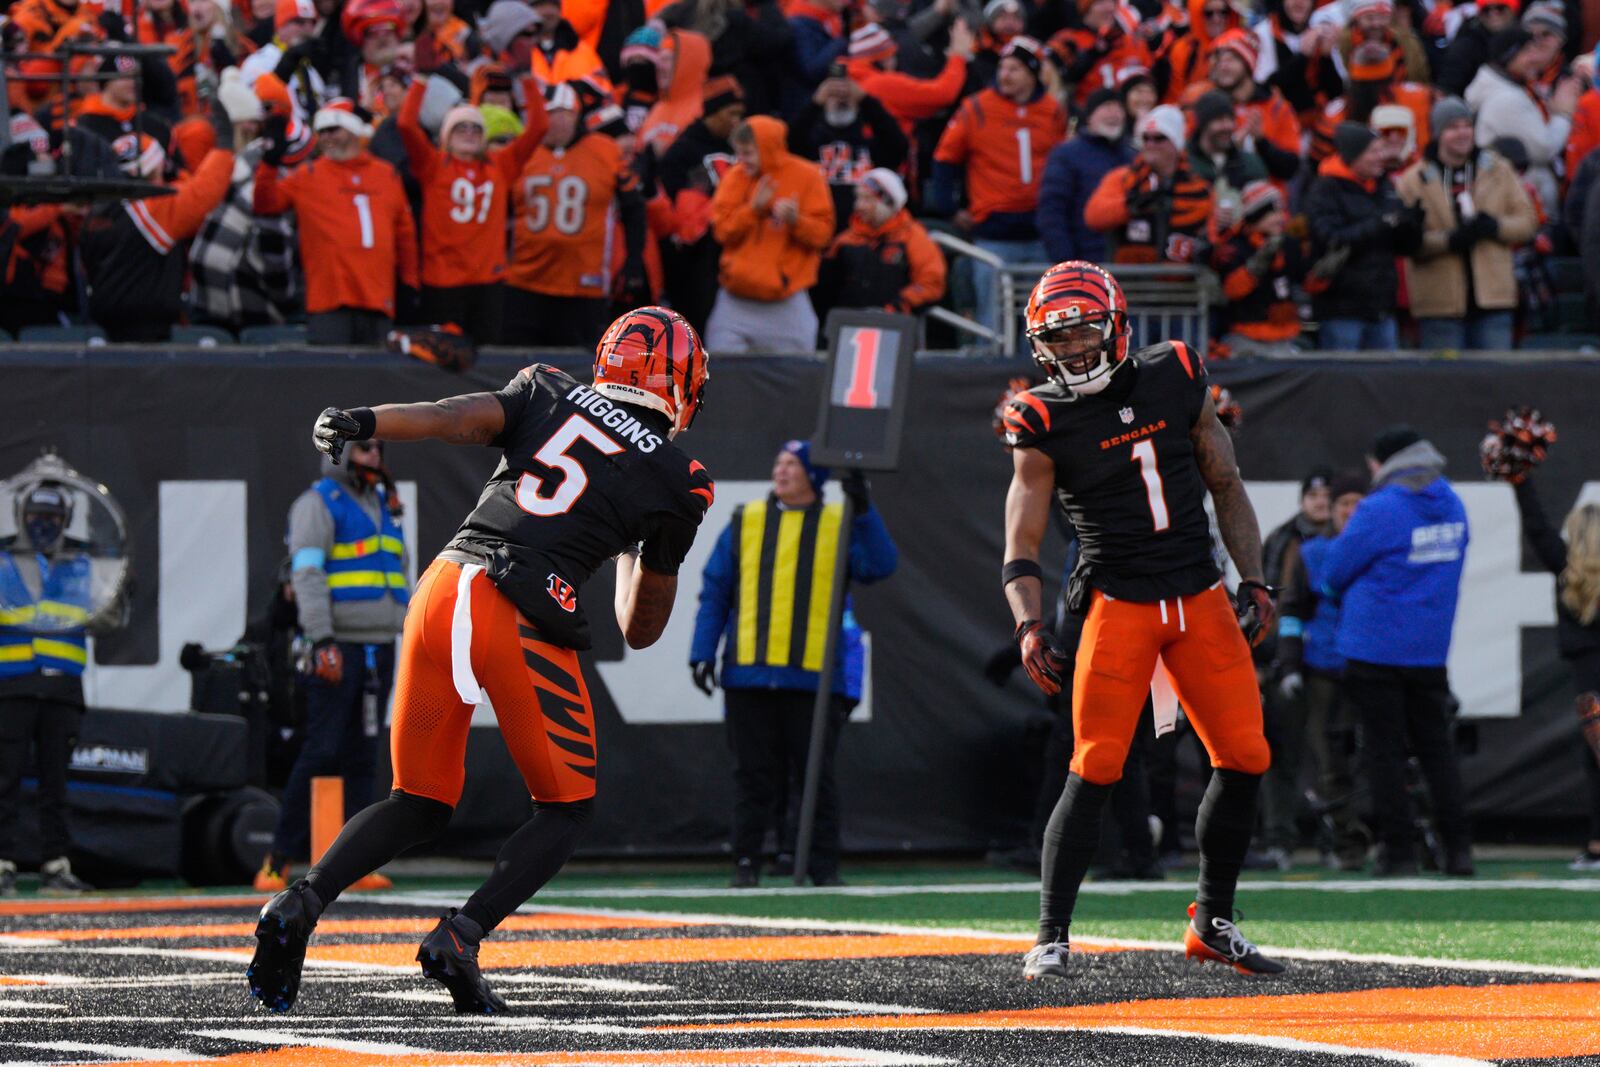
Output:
[
  {"xmin": 593, "ymin": 307, "xmax": 709, "ymax": 436},
  {"xmin": 1024, "ymin": 261, "xmax": 1130, "ymax": 394}
]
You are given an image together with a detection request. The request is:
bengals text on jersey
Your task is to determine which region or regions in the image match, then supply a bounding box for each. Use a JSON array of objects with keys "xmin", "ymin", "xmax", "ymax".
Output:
[{"xmin": 1004, "ymin": 339, "xmax": 1216, "ymax": 603}]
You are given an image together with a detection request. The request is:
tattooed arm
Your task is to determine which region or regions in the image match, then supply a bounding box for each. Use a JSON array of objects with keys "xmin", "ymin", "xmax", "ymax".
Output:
[
  {"xmin": 371, "ymin": 393, "xmax": 507, "ymax": 446},
  {"xmin": 614, "ymin": 549, "xmax": 678, "ymax": 650},
  {"xmin": 1191, "ymin": 391, "xmax": 1265, "ymax": 584},
  {"xmin": 1003, "ymin": 445, "xmax": 1057, "ymax": 629}
]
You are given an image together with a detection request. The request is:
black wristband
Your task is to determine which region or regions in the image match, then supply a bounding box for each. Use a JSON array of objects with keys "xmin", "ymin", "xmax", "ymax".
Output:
[
  {"xmin": 1001, "ymin": 559, "xmax": 1044, "ymax": 586},
  {"xmin": 348, "ymin": 407, "xmax": 377, "ymax": 440},
  {"xmin": 1013, "ymin": 618, "xmax": 1040, "ymax": 646}
]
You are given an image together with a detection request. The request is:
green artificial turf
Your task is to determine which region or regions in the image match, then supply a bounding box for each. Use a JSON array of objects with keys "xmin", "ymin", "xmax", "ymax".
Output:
[{"xmin": 529, "ymin": 861, "xmax": 1600, "ymax": 971}]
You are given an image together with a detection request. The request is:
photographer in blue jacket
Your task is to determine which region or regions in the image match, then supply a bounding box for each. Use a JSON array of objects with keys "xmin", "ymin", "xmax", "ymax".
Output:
[{"xmin": 1313, "ymin": 426, "xmax": 1473, "ymax": 878}]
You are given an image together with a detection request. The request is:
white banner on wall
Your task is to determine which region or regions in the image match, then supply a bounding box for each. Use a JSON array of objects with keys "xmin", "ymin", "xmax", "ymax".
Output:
[{"xmin": 83, "ymin": 478, "xmax": 1595, "ymax": 722}]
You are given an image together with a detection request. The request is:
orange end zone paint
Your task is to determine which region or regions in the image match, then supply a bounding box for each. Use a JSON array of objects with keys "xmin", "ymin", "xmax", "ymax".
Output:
[{"xmin": 660, "ymin": 981, "xmax": 1600, "ymax": 1061}]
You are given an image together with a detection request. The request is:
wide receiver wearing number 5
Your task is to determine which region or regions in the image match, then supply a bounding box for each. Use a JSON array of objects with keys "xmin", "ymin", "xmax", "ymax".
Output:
[
  {"xmin": 246, "ymin": 307, "xmax": 714, "ymax": 1015},
  {"xmin": 1001, "ymin": 262, "xmax": 1284, "ymax": 979}
]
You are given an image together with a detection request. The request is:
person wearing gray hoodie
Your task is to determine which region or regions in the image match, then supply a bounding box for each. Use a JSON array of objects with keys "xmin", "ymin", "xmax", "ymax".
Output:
[{"xmin": 257, "ymin": 445, "xmax": 410, "ymax": 889}]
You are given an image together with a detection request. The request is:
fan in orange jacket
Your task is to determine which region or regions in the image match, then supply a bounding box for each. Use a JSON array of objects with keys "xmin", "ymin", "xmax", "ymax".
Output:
[
  {"xmin": 415, "ymin": 0, "xmax": 479, "ymax": 65},
  {"xmin": 845, "ymin": 19, "xmax": 972, "ymax": 140},
  {"xmin": 1565, "ymin": 86, "xmax": 1600, "ymax": 183},
  {"xmin": 397, "ymin": 74, "xmax": 549, "ymax": 343},
  {"xmin": 254, "ymin": 99, "xmax": 420, "ymax": 342},
  {"xmin": 1048, "ymin": 0, "xmax": 1153, "ymax": 107},
  {"xmin": 504, "ymin": 82, "xmax": 646, "ymax": 346},
  {"xmin": 639, "ymin": 29, "xmax": 710, "ymax": 158},
  {"xmin": 930, "ymin": 37, "xmax": 1065, "ymax": 233},
  {"xmin": 523, "ymin": 0, "xmax": 609, "ymax": 88},
  {"xmin": 1308, "ymin": 42, "xmax": 1430, "ymax": 163},
  {"xmin": 711, "ymin": 114, "xmax": 835, "ymax": 300},
  {"xmin": 706, "ymin": 114, "xmax": 835, "ymax": 352},
  {"xmin": 818, "ymin": 167, "xmax": 946, "ymax": 315},
  {"xmin": 1187, "ymin": 27, "xmax": 1302, "ymax": 182},
  {"xmin": 1157, "ymin": 0, "xmax": 1239, "ymax": 102}
]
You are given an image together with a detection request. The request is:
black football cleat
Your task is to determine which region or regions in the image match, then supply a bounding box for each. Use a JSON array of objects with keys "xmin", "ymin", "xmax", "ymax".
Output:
[
  {"xmin": 1183, "ymin": 902, "xmax": 1286, "ymax": 976},
  {"xmin": 246, "ymin": 881, "xmax": 323, "ymax": 1013},
  {"xmin": 417, "ymin": 910, "xmax": 508, "ymax": 1014}
]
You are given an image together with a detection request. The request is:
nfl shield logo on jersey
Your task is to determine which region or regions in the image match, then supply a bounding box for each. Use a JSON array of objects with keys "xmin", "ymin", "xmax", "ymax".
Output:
[{"xmin": 1119, "ymin": 406, "xmax": 1135, "ymax": 424}]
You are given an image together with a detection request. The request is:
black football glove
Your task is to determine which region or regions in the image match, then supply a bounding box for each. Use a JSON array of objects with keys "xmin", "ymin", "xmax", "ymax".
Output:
[
  {"xmin": 1015, "ymin": 619, "xmax": 1067, "ymax": 696},
  {"xmin": 690, "ymin": 661, "xmax": 716, "ymax": 695},
  {"xmin": 841, "ymin": 469, "xmax": 871, "ymax": 513},
  {"xmin": 1234, "ymin": 579, "xmax": 1277, "ymax": 648},
  {"xmin": 313, "ymin": 407, "xmax": 366, "ymax": 464}
]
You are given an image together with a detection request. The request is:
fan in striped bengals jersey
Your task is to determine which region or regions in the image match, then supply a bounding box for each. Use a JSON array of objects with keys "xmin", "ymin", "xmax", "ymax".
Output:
[{"xmin": 1000, "ymin": 260, "xmax": 1284, "ymax": 983}]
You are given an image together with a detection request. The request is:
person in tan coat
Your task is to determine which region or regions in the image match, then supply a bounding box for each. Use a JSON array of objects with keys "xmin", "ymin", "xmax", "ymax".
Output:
[
  {"xmin": 1395, "ymin": 97, "xmax": 1537, "ymax": 352},
  {"xmin": 707, "ymin": 115, "xmax": 835, "ymax": 353}
]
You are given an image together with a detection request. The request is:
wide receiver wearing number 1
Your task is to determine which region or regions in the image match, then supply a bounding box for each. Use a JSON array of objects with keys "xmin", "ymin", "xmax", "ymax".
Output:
[
  {"xmin": 1001, "ymin": 262, "xmax": 1284, "ymax": 979},
  {"xmin": 246, "ymin": 307, "xmax": 714, "ymax": 1015}
]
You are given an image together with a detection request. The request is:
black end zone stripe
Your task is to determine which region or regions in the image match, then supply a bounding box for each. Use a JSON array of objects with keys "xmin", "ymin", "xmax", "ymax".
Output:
[{"xmin": 787, "ymin": 506, "xmax": 823, "ymax": 668}]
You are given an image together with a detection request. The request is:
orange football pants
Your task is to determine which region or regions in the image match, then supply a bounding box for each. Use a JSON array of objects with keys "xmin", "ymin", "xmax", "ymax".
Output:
[
  {"xmin": 389, "ymin": 558, "xmax": 599, "ymax": 806},
  {"xmin": 1071, "ymin": 584, "xmax": 1269, "ymax": 785}
]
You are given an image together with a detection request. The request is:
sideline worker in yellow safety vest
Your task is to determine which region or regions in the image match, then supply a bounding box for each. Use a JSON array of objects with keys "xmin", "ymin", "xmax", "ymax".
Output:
[
  {"xmin": 257, "ymin": 445, "xmax": 409, "ymax": 891},
  {"xmin": 0, "ymin": 483, "xmax": 98, "ymax": 896}
]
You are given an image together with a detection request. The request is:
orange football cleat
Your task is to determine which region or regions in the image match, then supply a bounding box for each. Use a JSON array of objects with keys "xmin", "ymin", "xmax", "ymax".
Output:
[{"xmin": 253, "ymin": 857, "xmax": 289, "ymax": 893}]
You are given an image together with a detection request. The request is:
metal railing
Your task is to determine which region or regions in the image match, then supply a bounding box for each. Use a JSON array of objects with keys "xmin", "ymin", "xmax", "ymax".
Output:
[{"xmin": 930, "ymin": 231, "xmax": 1213, "ymax": 354}]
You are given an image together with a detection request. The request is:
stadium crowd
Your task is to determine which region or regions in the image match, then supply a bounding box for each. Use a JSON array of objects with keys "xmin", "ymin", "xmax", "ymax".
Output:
[{"xmin": 1, "ymin": 0, "xmax": 1598, "ymax": 350}]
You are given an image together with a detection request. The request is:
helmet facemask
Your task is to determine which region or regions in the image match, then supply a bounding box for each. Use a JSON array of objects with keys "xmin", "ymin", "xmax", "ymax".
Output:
[{"xmin": 1030, "ymin": 313, "xmax": 1125, "ymax": 395}]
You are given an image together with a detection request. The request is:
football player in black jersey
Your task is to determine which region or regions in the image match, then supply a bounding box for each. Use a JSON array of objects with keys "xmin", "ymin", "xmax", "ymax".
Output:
[
  {"xmin": 1000, "ymin": 262, "xmax": 1284, "ymax": 979},
  {"xmin": 247, "ymin": 308, "xmax": 715, "ymax": 1015}
]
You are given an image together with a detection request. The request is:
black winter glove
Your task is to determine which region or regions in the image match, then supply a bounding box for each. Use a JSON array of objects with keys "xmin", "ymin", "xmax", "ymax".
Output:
[
  {"xmin": 691, "ymin": 661, "xmax": 716, "ymax": 695},
  {"xmin": 259, "ymin": 113, "xmax": 291, "ymax": 166},
  {"xmin": 208, "ymin": 95, "xmax": 235, "ymax": 152},
  {"xmin": 841, "ymin": 469, "xmax": 871, "ymax": 513},
  {"xmin": 1447, "ymin": 224, "xmax": 1477, "ymax": 254},
  {"xmin": 1470, "ymin": 212, "xmax": 1500, "ymax": 242},
  {"xmin": 1127, "ymin": 184, "xmax": 1164, "ymax": 216},
  {"xmin": 274, "ymin": 36, "xmax": 327, "ymax": 81}
]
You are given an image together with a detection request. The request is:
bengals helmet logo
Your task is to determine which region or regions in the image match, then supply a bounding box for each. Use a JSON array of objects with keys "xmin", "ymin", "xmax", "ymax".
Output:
[{"xmin": 547, "ymin": 573, "xmax": 577, "ymax": 614}]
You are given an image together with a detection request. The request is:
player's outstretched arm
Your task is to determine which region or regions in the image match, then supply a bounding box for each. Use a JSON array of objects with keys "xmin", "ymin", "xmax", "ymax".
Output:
[
  {"xmin": 614, "ymin": 549, "xmax": 677, "ymax": 650},
  {"xmin": 314, "ymin": 394, "xmax": 507, "ymax": 460},
  {"xmin": 369, "ymin": 393, "xmax": 507, "ymax": 445},
  {"xmin": 1191, "ymin": 391, "xmax": 1265, "ymax": 584}
]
